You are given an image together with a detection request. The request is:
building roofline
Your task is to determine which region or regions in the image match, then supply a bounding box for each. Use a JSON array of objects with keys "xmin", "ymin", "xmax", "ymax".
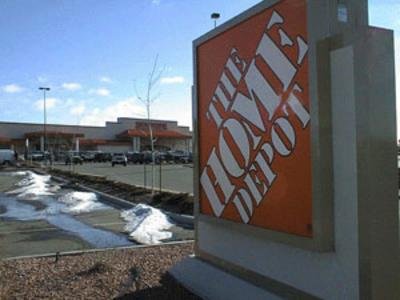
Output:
[
  {"xmin": 117, "ymin": 117, "xmax": 180, "ymax": 123},
  {"xmin": 0, "ymin": 121, "xmax": 103, "ymax": 128},
  {"xmin": 0, "ymin": 117, "xmax": 190, "ymax": 129}
]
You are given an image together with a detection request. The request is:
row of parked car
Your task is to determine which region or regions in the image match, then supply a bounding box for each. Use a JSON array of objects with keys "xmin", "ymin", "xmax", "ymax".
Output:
[
  {"xmin": 26, "ymin": 150, "xmax": 193, "ymax": 166},
  {"xmin": 113, "ymin": 150, "xmax": 193, "ymax": 166},
  {"xmin": 127, "ymin": 151, "xmax": 193, "ymax": 164},
  {"xmin": 74, "ymin": 150, "xmax": 193, "ymax": 166}
]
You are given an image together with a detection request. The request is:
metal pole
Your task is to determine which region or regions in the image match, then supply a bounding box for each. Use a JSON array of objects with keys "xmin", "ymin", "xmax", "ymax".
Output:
[
  {"xmin": 211, "ymin": 13, "xmax": 220, "ymax": 29},
  {"xmin": 43, "ymin": 89, "xmax": 47, "ymax": 155},
  {"xmin": 39, "ymin": 87, "xmax": 50, "ymax": 165},
  {"xmin": 144, "ymin": 163, "xmax": 147, "ymax": 188},
  {"xmin": 159, "ymin": 161, "xmax": 162, "ymax": 193}
]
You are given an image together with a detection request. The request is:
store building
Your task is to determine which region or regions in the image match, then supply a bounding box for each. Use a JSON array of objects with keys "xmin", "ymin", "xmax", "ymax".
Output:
[{"xmin": 0, "ymin": 117, "xmax": 192, "ymax": 155}]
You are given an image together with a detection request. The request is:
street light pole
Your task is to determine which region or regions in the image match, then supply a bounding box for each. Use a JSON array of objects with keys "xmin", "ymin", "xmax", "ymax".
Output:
[
  {"xmin": 39, "ymin": 87, "xmax": 50, "ymax": 155},
  {"xmin": 211, "ymin": 12, "xmax": 220, "ymax": 28}
]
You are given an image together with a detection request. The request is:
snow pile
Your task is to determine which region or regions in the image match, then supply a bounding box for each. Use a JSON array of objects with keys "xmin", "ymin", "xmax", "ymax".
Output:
[
  {"xmin": 4, "ymin": 171, "xmax": 104, "ymax": 215},
  {"xmin": 11, "ymin": 171, "xmax": 28, "ymax": 176},
  {"xmin": 58, "ymin": 191, "xmax": 106, "ymax": 214},
  {"xmin": 6, "ymin": 171, "xmax": 59, "ymax": 199},
  {"xmin": 121, "ymin": 204, "xmax": 173, "ymax": 245}
]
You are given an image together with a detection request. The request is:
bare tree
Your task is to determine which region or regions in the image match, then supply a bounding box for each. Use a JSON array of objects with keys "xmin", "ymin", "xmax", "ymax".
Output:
[{"xmin": 135, "ymin": 54, "xmax": 163, "ymax": 193}]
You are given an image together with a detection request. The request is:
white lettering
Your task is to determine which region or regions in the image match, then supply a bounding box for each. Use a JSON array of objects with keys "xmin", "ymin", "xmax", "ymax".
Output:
[
  {"xmin": 257, "ymin": 33, "xmax": 297, "ymax": 90},
  {"xmin": 219, "ymin": 119, "xmax": 251, "ymax": 178},
  {"xmin": 200, "ymin": 148, "xmax": 234, "ymax": 216},
  {"xmin": 245, "ymin": 61, "xmax": 281, "ymax": 120},
  {"xmin": 271, "ymin": 117, "xmax": 296, "ymax": 156}
]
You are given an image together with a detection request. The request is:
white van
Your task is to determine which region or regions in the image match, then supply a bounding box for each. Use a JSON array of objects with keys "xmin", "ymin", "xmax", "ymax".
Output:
[{"xmin": 0, "ymin": 149, "xmax": 16, "ymax": 165}]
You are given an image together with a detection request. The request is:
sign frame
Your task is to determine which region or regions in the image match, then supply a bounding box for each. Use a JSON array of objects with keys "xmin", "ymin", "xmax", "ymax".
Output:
[{"xmin": 192, "ymin": 0, "xmax": 334, "ymax": 251}]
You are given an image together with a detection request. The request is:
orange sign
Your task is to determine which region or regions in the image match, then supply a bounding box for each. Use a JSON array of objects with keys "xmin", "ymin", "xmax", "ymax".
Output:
[{"xmin": 197, "ymin": 0, "xmax": 312, "ymax": 237}]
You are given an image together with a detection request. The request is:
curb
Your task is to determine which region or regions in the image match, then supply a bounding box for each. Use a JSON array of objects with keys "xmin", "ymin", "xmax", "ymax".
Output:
[{"xmin": 2, "ymin": 240, "xmax": 195, "ymax": 261}]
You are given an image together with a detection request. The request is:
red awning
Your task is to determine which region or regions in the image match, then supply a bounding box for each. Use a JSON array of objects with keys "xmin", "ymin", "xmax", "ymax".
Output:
[
  {"xmin": 118, "ymin": 129, "xmax": 148, "ymax": 138},
  {"xmin": 118, "ymin": 129, "xmax": 191, "ymax": 139},
  {"xmin": 25, "ymin": 131, "xmax": 84, "ymax": 138}
]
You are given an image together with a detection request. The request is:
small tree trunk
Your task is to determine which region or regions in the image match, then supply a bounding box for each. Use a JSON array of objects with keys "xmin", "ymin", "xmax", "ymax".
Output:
[{"xmin": 147, "ymin": 104, "xmax": 155, "ymax": 194}]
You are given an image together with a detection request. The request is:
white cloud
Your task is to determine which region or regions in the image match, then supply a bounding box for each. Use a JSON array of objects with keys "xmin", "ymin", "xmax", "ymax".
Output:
[
  {"xmin": 89, "ymin": 88, "xmax": 110, "ymax": 97},
  {"xmin": 2, "ymin": 84, "xmax": 23, "ymax": 93},
  {"xmin": 152, "ymin": 99, "xmax": 192, "ymax": 129},
  {"xmin": 151, "ymin": 0, "xmax": 160, "ymax": 5},
  {"xmin": 160, "ymin": 76, "xmax": 185, "ymax": 84},
  {"xmin": 80, "ymin": 98, "xmax": 145, "ymax": 126},
  {"xmin": 62, "ymin": 82, "xmax": 82, "ymax": 91},
  {"xmin": 34, "ymin": 98, "xmax": 59, "ymax": 111},
  {"xmin": 70, "ymin": 103, "xmax": 86, "ymax": 116},
  {"xmin": 99, "ymin": 76, "xmax": 112, "ymax": 83}
]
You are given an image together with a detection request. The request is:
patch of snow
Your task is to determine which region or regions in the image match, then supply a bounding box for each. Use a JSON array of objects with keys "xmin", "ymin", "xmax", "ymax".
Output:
[
  {"xmin": 6, "ymin": 171, "xmax": 59, "ymax": 199},
  {"xmin": 11, "ymin": 171, "xmax": 28, "ymax": 176},
  {"xmin": 121, "ymin": 204, "xmax": 173, "ymax": 245},
  {"xmin": 59, "ymin": 191, "xmax": 106, "ymax": 214}
]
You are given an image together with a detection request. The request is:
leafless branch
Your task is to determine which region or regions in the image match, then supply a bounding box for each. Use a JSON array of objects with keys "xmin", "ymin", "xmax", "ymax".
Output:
[{"xmin": 132, "ymin": 54, "xmax": 164, "ymax": 194}]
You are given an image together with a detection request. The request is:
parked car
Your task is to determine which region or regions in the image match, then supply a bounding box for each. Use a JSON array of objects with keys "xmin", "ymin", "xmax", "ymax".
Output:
[
  {"xmin": 166, "ymin": 150, "xmax": 189, "ymax": 163},
  {"xmin": 138, "ymin": 151, "xmax": 151, "ymax": 164},
  {"xmin": 65, "ymin": 154, "xmax": 83, "ymax": 165},
  {"xmin": 126, "ymin": 151, "xmax": 142, "ymax": 164},
  {"xmin": 156, "ymin": 151, "xmax": 168, "ymax": 163},
  {"xmin": 30, "ymin": 151, "xmax": 45, "ymax": 161},
  {"xmin": 112, "ymin": 153, "xmax": 127, "ymax": 167},
  {"xmin": 179, "ymin": 152, "xmax": 193, "ymax": 164},
  {"xmin": 0, "ymin": 149, "xmax": 16, "ymax": 165},
  {"xmin": 80, "ymin": 151, "xmax": 96, "ymax": 162},
  {"xmin": 94, "ymin": 152, "xmax": 112, "ymax": 163},
  {"xmin": 54, "ymin": 152, "xmax": 68, "ymax": 162}
]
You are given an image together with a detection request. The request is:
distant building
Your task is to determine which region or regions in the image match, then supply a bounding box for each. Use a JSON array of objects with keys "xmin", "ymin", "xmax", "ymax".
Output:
[{"xmin": 0, "ymin": 117, "xmax": 192, "ymax": 155}]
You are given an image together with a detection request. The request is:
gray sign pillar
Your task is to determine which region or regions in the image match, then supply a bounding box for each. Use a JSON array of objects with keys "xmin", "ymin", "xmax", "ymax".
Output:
[{"xmin": 170, "ymin": 1, "xmax": 399, "ymax": 299}]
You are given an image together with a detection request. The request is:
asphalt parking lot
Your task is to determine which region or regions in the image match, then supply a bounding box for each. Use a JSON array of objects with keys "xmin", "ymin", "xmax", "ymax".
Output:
[
  {"xmin": 0, "ymin": 209, "xmax": 128, "ymax": 259},
  {"xmin": 0, "ymin": 169, "xmax": 194, "ymax": 259},
  {"xmin": 54, "ymin": 162, "xmax": 194, "ymax": 194}
]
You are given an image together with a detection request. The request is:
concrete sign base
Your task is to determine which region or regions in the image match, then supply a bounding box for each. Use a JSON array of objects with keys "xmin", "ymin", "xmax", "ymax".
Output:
[{"xmin": 170, "ymin": 256, "xmax": 282, "ymax": 300}]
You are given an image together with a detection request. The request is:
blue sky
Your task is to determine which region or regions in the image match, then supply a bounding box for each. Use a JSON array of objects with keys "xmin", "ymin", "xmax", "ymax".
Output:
[{"xmin": 0, "ymin": 0, "xmax": 399, "ymax": 130}]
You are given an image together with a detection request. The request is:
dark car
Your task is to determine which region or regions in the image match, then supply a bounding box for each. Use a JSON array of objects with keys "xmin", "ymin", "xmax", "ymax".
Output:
[
  {"xmin": 30, "ymin": 151, "xmax": 45, "ymax": 161},
  {"xmin": 94, "ymin": 152, "xmax": 112, "ymax": 162},
  {"xmin": 167, "ymin": 150, "xmax": 188, "ymax": 164},
  {"xmin": 126, "ymin": 151, "xmax": 144, "ymax": 164},
  {"xmin": 81, "ymin": 151, "xmax": 96, "ymax": 162},
  {"xmin": 179, "ymin": 152, "xmax": 193, "ymax": 164},
  {"xmin": 156, "ymin": 151, "xmax": 168, "ymax": 163},
  {"xmin": 163, "ymin": 151, "xmax": 175, "ymax": 163},
  {"xmin": 142, "ymin": 151, "xmax": 154, "ymax": 164},
  {"xmin": 65, "ymin": 155, "xmax": 83, "ymax": 165}
]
